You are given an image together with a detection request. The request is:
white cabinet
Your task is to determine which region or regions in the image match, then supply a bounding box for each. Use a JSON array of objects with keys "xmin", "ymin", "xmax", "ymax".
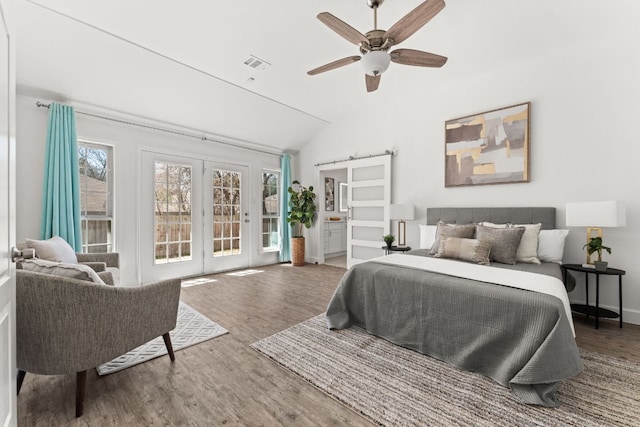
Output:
[{"xmin": 324, "ymin": 221, "xmax": 347, "ymax": 255}]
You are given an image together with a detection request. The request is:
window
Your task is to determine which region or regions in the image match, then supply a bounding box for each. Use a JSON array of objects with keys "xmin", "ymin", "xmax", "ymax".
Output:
[
  {"xmin": 154, "ymin": 161, "xmax": 192, "ymax": 263},
  {"xmin": 78, "ymin": 141, "xmax": 113, "ymax": 253},
  {"xmin": 261, "ymin": 170, "xmax": 279, "ymax": 251}
]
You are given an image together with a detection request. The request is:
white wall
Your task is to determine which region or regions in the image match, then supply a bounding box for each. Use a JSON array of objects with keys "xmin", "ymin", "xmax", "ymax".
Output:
[
  {"xmin": 16, "ymin": 94, "xmax": 281, "ymax": 285},
  {"xmin": 297, "ymin": 21, "xmax": 640, "ymax": 323}
]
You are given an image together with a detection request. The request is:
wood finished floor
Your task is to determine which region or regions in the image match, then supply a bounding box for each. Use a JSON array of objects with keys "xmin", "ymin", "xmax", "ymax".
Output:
[{"xmin": 18, "ymin": 263, "xmax": 640, "ymax": 426}]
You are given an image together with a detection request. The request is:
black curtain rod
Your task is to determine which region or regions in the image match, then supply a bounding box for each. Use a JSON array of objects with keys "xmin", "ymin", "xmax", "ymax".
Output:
[
  {"xmin": 314, "ymin": 149, "xmax": 395, "ymax": 167},
  {"xmin": 35, "ymin": 101, "xmax": 282, "ymax": 157}
]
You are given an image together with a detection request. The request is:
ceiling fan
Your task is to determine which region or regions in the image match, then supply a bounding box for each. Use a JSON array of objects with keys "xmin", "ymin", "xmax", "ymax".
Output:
[{"xmin": 308, "ymin": 0, "xmax": 447, "ymax": 92}]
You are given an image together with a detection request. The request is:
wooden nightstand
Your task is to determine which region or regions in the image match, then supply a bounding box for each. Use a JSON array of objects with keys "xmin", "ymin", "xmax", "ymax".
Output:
[{"xmin": 562, "ymin": 263, "xmax": 626, "ymax": 329}]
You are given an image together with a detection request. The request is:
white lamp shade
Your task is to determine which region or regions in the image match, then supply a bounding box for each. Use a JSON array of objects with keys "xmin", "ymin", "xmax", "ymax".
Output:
[
  {"xmin": 390, "ymin": 204, "xmax": 415, "ymax": 221},
  {"xmin": 361, "ymin": 51, "xmax": 391, "ymax": 76},
  {"xmin": 565, "ymin": 201, "xmax": 626, "ymax": 227}
]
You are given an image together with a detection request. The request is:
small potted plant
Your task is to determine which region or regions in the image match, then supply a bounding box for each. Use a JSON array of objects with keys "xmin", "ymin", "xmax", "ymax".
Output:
[
  {"xmin": 383, "ymin": 234, "xmax": 395, "ymax": 249},
  {"xmin": 583, "ymin": 237, "xmax": 612, "ymax": 271}
]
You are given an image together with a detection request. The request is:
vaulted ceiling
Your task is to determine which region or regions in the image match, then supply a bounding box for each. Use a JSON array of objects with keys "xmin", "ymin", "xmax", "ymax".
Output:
[{"xmin": 16, "ymin": 0, "xmax": 631, "ymax": 153}]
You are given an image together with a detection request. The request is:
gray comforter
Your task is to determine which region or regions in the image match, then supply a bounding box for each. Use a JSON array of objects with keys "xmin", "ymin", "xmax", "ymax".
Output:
[{"xmin": 325, "ymin": 252, "xmax": 583, "ymax": 407}]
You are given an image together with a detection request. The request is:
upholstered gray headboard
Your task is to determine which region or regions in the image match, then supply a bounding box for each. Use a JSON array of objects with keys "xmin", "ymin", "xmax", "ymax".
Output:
[{"xmin": 427, "ymin": 207, "xmax": 556, "ymax": 230}]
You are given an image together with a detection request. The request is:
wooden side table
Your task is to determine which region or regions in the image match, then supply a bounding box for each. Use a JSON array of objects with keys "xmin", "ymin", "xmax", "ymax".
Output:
[
  {"xmin": 562, "ymin": 263, "xmax": 626, "ymax": 329},
  {"xmin": 382, "ymin": 246, "xmax": 412, "ymax": 255}
]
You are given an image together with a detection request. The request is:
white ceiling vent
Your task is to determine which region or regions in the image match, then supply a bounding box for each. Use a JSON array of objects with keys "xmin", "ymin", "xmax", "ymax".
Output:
[{"xmin": 243, "ymin": 55, "xmax": 271, "ymax": 71}]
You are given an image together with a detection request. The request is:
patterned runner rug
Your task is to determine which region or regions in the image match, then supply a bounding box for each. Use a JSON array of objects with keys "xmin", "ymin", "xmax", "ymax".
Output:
[
  {"xmin": 252, "ymin": 315, "xmax": 639, "ymax": 427},
  {"xmin": 97, "ymin": 302, "xmax": 228, "ymax": 375}
]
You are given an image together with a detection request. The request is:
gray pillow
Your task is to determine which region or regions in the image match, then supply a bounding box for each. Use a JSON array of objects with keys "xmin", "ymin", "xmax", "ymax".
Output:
[
  {"xmin": 21, "ymin": 258, "xmax": 106, "ymax": 285},
  {"xmin": 429, "ymin": 222, "xmax": 476, "ymax": 255},
  {"xmin": 435, "ymin": 237, "xmax": 491, "ymax": 265},
  {"xmin": 475, "ymin": 225, "xmax": 525, "ymax": 265}
]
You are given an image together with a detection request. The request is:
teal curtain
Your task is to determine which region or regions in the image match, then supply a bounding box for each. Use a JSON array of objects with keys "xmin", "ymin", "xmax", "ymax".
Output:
[
  {"xmin": 279, "ymin": 154, "xmax": 292, "ymax": 262},
  {"xmin": 40, "ymin": 103, "xmax": 82, "ymax": 251}
]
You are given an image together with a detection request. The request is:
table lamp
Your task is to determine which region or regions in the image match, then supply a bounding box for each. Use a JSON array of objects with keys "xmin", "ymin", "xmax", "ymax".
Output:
[
  {"xmin": 565, "ymin": 201, "xmax": 626, "ymax": 264},
  {"xmin": 390, "ymin": 204, "xmax": 415, "ymax": 247}
]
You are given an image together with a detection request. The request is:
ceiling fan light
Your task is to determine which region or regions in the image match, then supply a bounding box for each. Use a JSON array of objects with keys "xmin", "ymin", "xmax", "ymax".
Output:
[{"xmin": 361, "ymin": 51, "xmax": 390, "ymax": 76}]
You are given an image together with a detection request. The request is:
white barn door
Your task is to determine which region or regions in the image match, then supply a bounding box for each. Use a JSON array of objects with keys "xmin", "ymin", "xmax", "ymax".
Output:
[
  {"xmin": 0, "ymin": 0, "xmax": 17, "ymax": 423},
  {"xmin": 346, "ymin": 155, "xmax": 391, "ymax": 269}
]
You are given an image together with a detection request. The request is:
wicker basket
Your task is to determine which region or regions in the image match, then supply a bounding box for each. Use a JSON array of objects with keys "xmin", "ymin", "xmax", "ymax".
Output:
[{"xmin": 291, "ymin": 237, "xmax": 305, "ymax": 266}]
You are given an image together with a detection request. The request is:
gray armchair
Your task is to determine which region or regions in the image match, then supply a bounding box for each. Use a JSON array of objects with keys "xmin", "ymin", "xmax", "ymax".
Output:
[{"xmin": 16, "ymin": 269, "xmax": 181, "ymax": 417}]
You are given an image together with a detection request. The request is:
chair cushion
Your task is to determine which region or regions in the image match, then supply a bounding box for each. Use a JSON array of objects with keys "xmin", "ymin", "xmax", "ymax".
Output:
[
  {"xmin": 106, "ymin": 267, "xmax": 120, "ymax": 285},
  {"xmin": 26, "ymin": 236, "xmax": 78, "ymax": 264},
  {"xmin": 21, "ymin": 258, "xmax": 106, "ymax": 285}
]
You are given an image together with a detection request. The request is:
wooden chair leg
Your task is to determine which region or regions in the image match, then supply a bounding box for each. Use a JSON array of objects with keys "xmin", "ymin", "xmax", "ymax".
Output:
[
  {"xmin": 162, "ymin": 333, "xmax": 175, "ymax": 362},
  {"xmin": 17, "ymin": 370, "xmax": 26, "ymax": 395},
  {"xmin": 76, "ymin": 370, "xmax": 87, "ymax": 418}
]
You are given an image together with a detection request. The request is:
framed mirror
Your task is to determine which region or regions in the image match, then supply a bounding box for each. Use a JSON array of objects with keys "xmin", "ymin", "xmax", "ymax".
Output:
[{"xmin": 339, "ymin": 182, "xmax": 348, "ymax": 212}]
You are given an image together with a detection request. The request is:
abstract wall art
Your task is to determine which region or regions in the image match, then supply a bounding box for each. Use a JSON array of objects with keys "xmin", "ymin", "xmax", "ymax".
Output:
[
  {"xmin": 444, "ymin": 102, "xmax": 530, "ymax": 187},
  {"xmin": 325, "ymin": 177, "xmax": 335, "ymax": 211}
]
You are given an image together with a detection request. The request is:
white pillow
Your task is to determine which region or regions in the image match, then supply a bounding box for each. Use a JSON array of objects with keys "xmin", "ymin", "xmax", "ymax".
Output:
[
  {"xmin": 537, "ymin": 229, "xmax": 570, "ymax": 263},
  {"xmin": 481, "ymin": 222, "xmax": 542, "ymax": 264},
  {"xmin": 418, "ymin": 225, "xmax": 438, "ymax": 249},
  {"xmin": 21, "ymin": 258, "xmax": 106, "ymax": 285},
  {"xmin": 26, "ymin": 236, "xmax": 78, "ymax": 264}
]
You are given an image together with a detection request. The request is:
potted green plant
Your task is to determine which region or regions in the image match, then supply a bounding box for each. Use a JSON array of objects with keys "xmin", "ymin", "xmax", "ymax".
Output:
[
  {"xmin": 287, "ymin": 180, "xmax": 317, "ymax": 266},
  {"xmin": 383, "ymin": 234, "xmax": 395, "ymax": 249},
  {"xmin": 583, "ymin": 236, "xmax": 612, "ymax": 271}
]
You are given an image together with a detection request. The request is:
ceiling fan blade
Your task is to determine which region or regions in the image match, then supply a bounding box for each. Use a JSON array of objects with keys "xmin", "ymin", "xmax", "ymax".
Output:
[
  {"xmin": 386, "ymin": 0, "xmax": 445, "ymax": 45},
  {"xmin": 365, "ymin": 74, "xmax": 381, "ymax": 92},
  {"xmin": 390, "ymin": 49, "xmax": 447, "ymax": 67},
  {"xmin": 317, "ymin": 12, "xmax": 369, "ymax": 45},
  {"xmin": 308, "ymin": 56, "xmax": 361, "ymax": 76}
]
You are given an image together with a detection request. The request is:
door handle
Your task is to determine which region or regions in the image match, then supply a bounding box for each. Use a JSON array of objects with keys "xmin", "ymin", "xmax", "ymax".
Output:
[
  {"xmin": 11, "ymin": 247, "xmax": 34, "ymax": 263},
  {"xmin": 244, "ymin": 219, "xmax": 250, "ymax": 223}
]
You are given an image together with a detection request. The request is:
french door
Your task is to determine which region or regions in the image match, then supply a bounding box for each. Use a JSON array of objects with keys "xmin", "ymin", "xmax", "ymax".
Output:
[
  {"xmin": 141, "ymin": 152, "xmax": 204, "ymax": 283},
  {"xmin": 203, "ymin": 162, "xmax": 250, "ymax": 272},
  {"xmin": 346, "ymin": 155, "xmax": 391, "ymax": 269},
  {"xmin": 141, "ymin": 152, "xmax": 251, "ymax": 282}
]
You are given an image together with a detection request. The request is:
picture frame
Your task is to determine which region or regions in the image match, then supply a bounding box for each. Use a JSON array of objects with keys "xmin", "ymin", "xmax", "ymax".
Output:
[
  {"xmin": 325, "ymin": 177, "xmax": 335, "ymax": 211},
  {"xmin": 445, "ymin": 102, "xmax": 530, "ymax": 187},
  {"xmin": 339, "ymin": 182, "xmax": 348, "ymax": 212}
]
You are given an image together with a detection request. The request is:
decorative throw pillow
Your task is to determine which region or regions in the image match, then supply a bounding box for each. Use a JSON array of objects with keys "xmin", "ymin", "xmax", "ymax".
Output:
[
  {"xmin": 475, "ymin": 225, "xmax": 525, "ymax": 265},
  {"xmin": 21, "ymin": 258, "xmax": 106, "ymax": 285},
  {"xmin": 481, "ymin": 222, "xmax": 542, "ymax": 264},
  {"xmin": 435, "ymin": 237, "xmax": 491, "ymax": 265},
  {"xmin": 537, "ymin": 229, "xmax": 570, "ymax": 263},
  {"xmin": 26, "ymin": 236, "xmax": 78, "ymax": 264},
  {"xmin": 419, "ymin": 225, "xmax": 438, "ymax": 249},
  {"xmin": 429, "ymin": 222, "xmax": 476, "ymax": 255},
  {"xmin": 511, "ymin": 223, "xmax": 542, "ymax": 264}
]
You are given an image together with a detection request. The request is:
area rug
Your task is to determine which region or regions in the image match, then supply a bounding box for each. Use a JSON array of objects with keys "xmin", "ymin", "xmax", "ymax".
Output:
[
  {"xmin": 97, "ymin": 302, "xmax": 228, "ymax": 375},
  {"xmin": 251, "ymin": 314, "xmax": 639, "ymax": 427}
]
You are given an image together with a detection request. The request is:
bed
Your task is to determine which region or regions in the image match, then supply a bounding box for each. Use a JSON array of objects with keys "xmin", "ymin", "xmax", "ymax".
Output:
[{"xmin": 325, "ymin": 207, "xmax": 582, "ymax": 407}]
